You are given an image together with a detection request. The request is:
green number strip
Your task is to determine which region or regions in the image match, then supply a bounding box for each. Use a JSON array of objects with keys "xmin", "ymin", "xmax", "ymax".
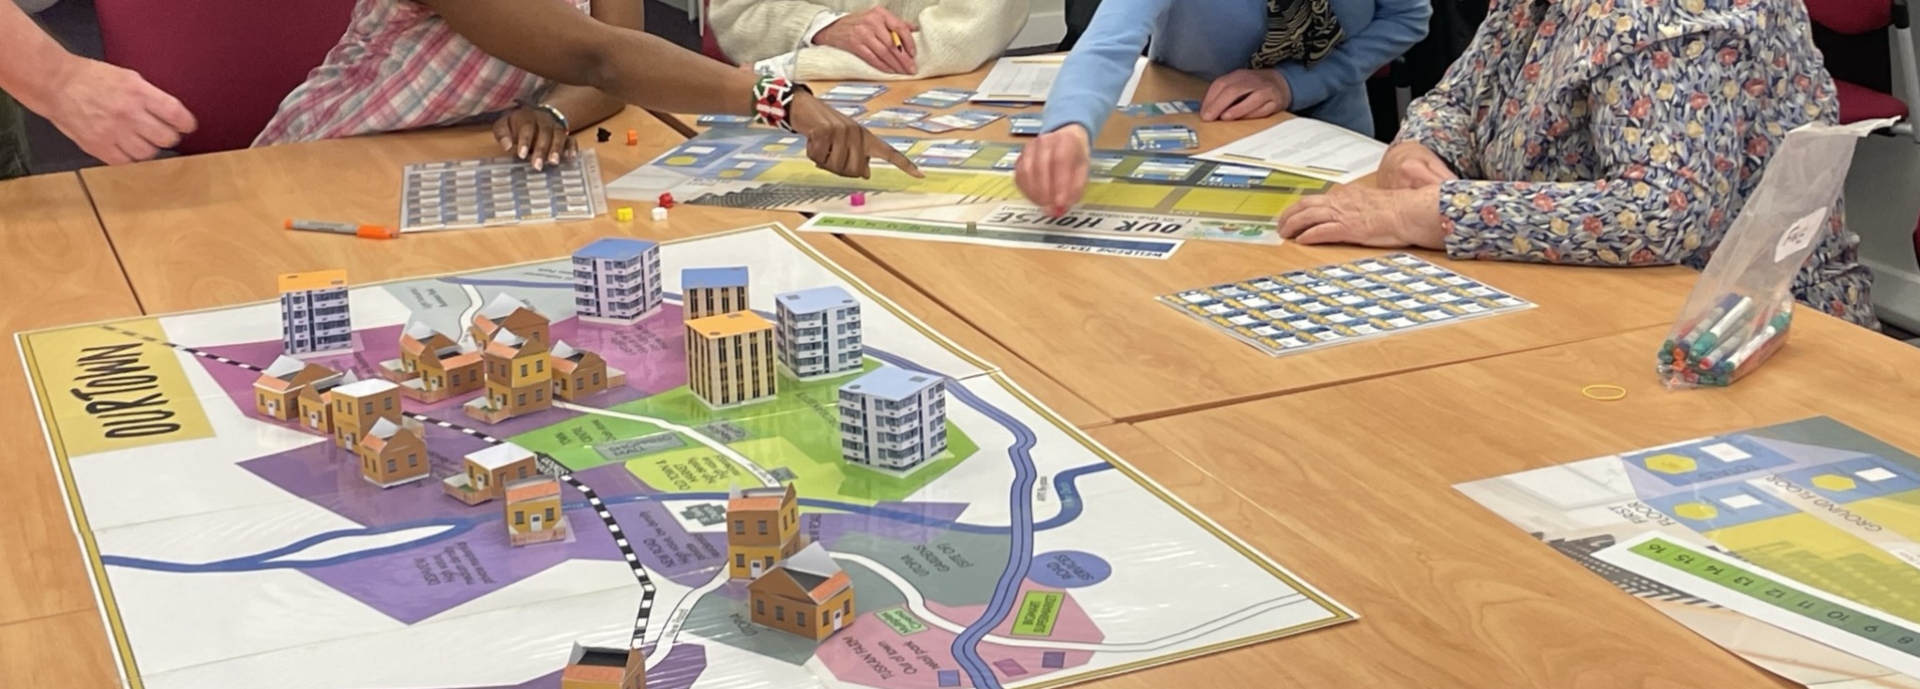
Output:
[{"xmin": 1626, "ymin": 537, "xmax": 1920, "ymax": 658}]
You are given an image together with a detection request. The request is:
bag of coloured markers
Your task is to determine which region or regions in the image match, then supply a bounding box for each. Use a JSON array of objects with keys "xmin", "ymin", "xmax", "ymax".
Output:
[{"xmin": 1657, "ymin": 118, "xmax": 1896, "ymax": 389}]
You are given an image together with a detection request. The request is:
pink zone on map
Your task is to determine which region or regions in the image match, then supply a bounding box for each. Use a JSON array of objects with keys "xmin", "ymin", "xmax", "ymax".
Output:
[{"xmin": 819, "ymin": 584, "xmax": 1101, "ymax": 688}]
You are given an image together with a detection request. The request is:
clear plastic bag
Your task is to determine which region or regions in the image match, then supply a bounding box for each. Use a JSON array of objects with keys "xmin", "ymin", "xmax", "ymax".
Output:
[{"xmin": 1657, "ymin": 118, "xmax": 1898, "ymax": 389}]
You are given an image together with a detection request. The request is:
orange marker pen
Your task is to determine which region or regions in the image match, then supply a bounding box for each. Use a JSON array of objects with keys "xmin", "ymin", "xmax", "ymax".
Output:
[{"xmin": 285, "ymin": 218, "xmax": 399, "ymax": 239}]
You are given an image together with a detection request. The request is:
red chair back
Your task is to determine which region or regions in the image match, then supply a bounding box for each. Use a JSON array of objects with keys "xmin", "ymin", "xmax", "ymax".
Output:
[
  {"xmin": 701, "ymin": 0, "xmax": 731, "ymax": 63},
  {"xmin": 1804, "ymin": 0, "xmax": 1892, "ymax": 35},
  {"xmin": 95, "ymin": 0, "xmax": 357, "ymax": 155}
]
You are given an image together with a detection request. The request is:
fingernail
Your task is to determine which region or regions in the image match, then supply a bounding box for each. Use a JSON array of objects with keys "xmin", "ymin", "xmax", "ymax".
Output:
[{"xmin": 519, "ymin": 146, "xmax": 529, "ymax": 158}]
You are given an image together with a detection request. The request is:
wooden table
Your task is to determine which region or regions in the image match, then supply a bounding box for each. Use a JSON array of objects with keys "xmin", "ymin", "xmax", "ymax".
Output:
[
  {"xmin": 0, "ymin": 173, "xmax": 142, "ymax": 687},
  {"xmin": 1127, "ymin": 313, "xmax": 1920, "ymax": 688},
  {"xmin": 657, "ymin": 59, "xmax": 1291, "ymax": 149}
]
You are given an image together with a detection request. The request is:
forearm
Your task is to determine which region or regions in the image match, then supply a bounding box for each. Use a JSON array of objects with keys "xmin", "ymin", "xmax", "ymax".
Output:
[
  {"xmin": 1276, "ymin": 0, "xmax": 1430, "ymax": 111},
  {"xmin": 1039, "ymin": 0, "xmax": 1167, "ymax": 140},
  {"xmin": 541, "ymin": 85, "xmax": 626, "ymax": 131},
  {"xmin": 1437, "ymin": 178, "xmax": 1711, "ymax": 266},
  {"xmin": 0, "ymin": 3, "xmax": 77, "ymax": 113}
]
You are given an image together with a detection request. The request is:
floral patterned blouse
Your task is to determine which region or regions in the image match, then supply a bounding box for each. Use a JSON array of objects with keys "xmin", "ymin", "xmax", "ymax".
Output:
[{"xmin": 1396, "ymin": 0, "xmax": 1876, "ymax": 327}]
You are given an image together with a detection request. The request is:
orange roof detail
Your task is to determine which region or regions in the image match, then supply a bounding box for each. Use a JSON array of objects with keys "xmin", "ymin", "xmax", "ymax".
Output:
[
  {"xmin": 561, "ymin": 665, "xmax": 624, "ymax": 684},
  {"xmin": 506, "ymin": 478, "xmax": 559, "ymax": 503},
  {"xmin": 278, "ymin": 269, "xmax": 348, "ymax": 293},
  {"xmin": 729, "ymin": 496, "xmax": 782, "ymax": 512},
  {"xmin": 809, "ymin": 571, "xmax": 852, "ymax": 603},
  {"xmin": 687, "ymin": 312, "xmax": 772, "ymax": 340}
]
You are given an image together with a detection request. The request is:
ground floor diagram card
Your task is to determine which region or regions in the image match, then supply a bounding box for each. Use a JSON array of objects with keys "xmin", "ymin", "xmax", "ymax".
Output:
[{"xmin": 1157, "ymin": 253, "xmax": 1534, "ymax": 356}]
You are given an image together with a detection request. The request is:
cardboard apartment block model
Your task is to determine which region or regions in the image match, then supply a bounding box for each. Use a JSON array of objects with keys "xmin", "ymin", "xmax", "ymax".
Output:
[
  {"xmin": 385, "ymin": 322, "xmax": 483, "ymax": 403},
  {"xmin": 296, "ymin": 370, "xmax": 357, "ymax": 436},
  {"xmin": 329, "ymin": 379, "xmax": 404, "ymax": 450},
  {"xmin": 253, "ymin": 355, "xmax": 344, "ymax": 421},
  {"xmin": 505, "ymin": 476, "xmax": 570, "ymax": 546},
  {"xmin": 357, "ymin": 417, "xmax": 430, "ymax": 488},
  {"xmin": 560, "ymin": 643, "xmax": 646, "ymax": 689},
  {"xmin": 278, "ymin": 269, "xmax": 353, "ymax": 356},
  {"xmin": 681, "ymin": 266, "xmax": 749, "ymax": 320},
  {"xmin": 465, "ymin": 329, "xmax": 552, "ymax": 424},
  {"xmin": 444, "ymin": 442, "xmax": 539, "ymax": 505},
  {"xmin": 469, "ymin": 293, "xmax": 551, "ymax": 348},
  {"xmin": 573, "ymin": 237, "xmax": 663, "ymax": 325},
  {"xmin": 747, "ymin": 542, "xmax": 856, "ymax": 641},
  {"xmin": 550, "ymin": 340, "xmax": 625, "ymax": 401},
  {"xmin": 726, "ymin": 483, "xmax": 805, "ymax": 580},
  {"xmin": 685, "ymin": 311, "xmax": 777, "ymax": 408},
  {"xmin": 775, "ymin": 286, "xmax": 863, "ymax": 381},
  {"xmin": 839, "ymin": 366, "xmax": 949, "ymax": 473}
]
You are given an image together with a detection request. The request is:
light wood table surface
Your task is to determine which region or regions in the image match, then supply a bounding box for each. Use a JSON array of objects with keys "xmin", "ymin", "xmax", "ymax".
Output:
[
  {"xmin": 78, "ymin": 107, "xmax": 1104, "ymax": 427},
  {"xmin": 1127, "ymin": 313, "xmax": 1920, "ymax": 688},
  {"xmin": 658, "ymin": 59, "xmax": 1291, "ymax": 149},
  {"xmin": 0, "ymin": 173, "xmax": 141, "ymax": 687}
]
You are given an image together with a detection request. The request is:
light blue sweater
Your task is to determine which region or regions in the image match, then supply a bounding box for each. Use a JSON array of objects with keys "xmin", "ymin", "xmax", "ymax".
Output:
[{"xmin": 1041, "ymin": 0, "xmax": 1430, "ymax": 140}]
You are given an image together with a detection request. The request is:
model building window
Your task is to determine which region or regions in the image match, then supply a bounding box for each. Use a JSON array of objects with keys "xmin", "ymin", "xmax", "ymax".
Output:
[
  {"xmin": 515, "ymin": 512, "xmax": 525, "ymax": 525},
  {"xmin": 734, "ymin": 520, "xmax": 745, "ymax": 534},
  {"xmin": 363, "ymin": 402, "xmax": 374, "ymax": 414},
  {"xmin": 386, "ymin": 459, "xmax": 396, "ymax": 473},
  {"xmin": 544, "ymin": 507, "xmax": 555, "ymax": 521},
  {"xmin": 737, "ymin": 554, "xmax": 746, "ymax": 568},
  {"xmin": 520, "ymin": 364, "xmax": 529, "ymax": 377},
  {"xmin": 384, "ymin": 397, "xmax": 393, "ymax": 410},
  {"xmin": 408, "ymin": 454, "xmax": 418, "ymax": 467},
  {"xmin": 535, "ymin": 388, "xmax": 545, "ymax": 401},
  {"xmin": 518, "ymin": 466, "xmax": 528, "ymax": 479},
  {"xmin": 517, "ymin": 393, "xmax": 527, "ymax": 406},
  {"xmin": 797, "ymin": 612, "xmax": 807, "ymax": 627},
  {"xmin": 536, "ymin": 360, "xmax": 544, "ymax": 373},
  {"xmin": 756, "ymin": 599, "xmax": 764, "ymax": 615},
  {"xmin": 758, "ymin": 520, "xmax": 767, "ymax": 534},
  {"xmin": 775, "ymin": 606, "xmax": 785, "ymax": 622}
]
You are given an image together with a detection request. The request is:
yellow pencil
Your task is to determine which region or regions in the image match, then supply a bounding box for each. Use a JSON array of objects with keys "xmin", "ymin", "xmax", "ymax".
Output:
[{"xmin": 890, "ymin": 30, "xmax": 903, "ymax": 49}]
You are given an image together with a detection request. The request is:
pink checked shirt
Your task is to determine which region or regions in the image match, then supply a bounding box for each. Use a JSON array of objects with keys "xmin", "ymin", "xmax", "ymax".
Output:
[{"xmin": 254, "ymin": 0, "xmax": 593, "ymax": 146}]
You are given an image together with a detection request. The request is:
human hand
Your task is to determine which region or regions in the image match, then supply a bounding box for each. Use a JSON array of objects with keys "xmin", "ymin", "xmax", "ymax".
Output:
[
  {"xmin": 1014, "ymin": 124, "xmax": 1091, "ymax": 217},
  {"xmin": 40, "ymin": 57, "xmax": 195, "ymax": 165},
  {"xmin": 1377, "ymin": 141, "xmax": 1456, "ymax": 190},
  {"xmin": 1200, "ymin": 69, "xmax": 1292, "ymax": 122},
  {"xmin": 1277, "ymin": 184, "xmax": 1447, "ymax": 248},
  {"xmin": 789, "ymin": 91, "xmax": 923, "ymax": 179},
  {"xmin": 493, "ymin": 105, "xmax": 575, "ymax": 171},
  {"xmin": 814, "ymin": 7, "xmax": 918, "ymax": 74}
]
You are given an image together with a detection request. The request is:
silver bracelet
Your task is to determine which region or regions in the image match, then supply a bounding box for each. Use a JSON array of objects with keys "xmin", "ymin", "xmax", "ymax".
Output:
[{"xmin": 519, "ymin": 99, "xmax": 570, "ymax": 132}]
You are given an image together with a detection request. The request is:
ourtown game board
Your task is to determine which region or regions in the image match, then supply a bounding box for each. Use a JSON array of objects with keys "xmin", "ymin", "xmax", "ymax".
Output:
[
  {"xmin": 23, "ymin": 224, "xmax": 1350, "ymax": 689},
  {"xmin": 606, "ymin": 128, "xmax": 1330, "ymax": 244},
  {"xmin": 400, "ymin": 151, "xmax": 608, "ymax": 232}
]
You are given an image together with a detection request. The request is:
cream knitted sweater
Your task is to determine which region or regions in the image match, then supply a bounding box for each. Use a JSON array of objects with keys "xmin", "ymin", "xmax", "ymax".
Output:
[{"xmin": 711, "ymin": 0, "xmax": 1030, "ymax": 81}]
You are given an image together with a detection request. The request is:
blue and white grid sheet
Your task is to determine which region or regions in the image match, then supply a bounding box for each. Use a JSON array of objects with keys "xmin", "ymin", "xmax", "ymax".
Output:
[
  {"xmin": 400, "ymin": 150, "xmax": 607, "ymax": 232},
  {"xmin": 1158, "ymin": 253, "xmax": 1534, "ymax": 356}
]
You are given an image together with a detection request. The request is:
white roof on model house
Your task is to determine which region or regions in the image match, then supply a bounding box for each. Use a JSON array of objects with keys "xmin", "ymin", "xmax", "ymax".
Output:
[
  {"xmin": 479, "ymin": 293, "xmax": 534, "ymax": 320},
  {"xmin": 333, "ymin": 378, "xmax": 398, "ymax": 398},
  {"xmin": 467, "ymin": 443, "xmax": 535, "ymax": 471}
]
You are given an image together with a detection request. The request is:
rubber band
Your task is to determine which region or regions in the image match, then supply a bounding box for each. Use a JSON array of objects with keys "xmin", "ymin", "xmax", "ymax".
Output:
[{"xmin": 1581, "ymin": 384, "xmax": 1628, "ymax": 401}]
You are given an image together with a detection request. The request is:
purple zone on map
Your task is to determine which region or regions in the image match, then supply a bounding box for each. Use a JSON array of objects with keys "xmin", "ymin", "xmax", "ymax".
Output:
[
  {"xmin": 817, "ymin": 582, "xmax": 1102, "ymax": 688},
  {"xmin": 812, "ymin": 502, "xmax": 972, "ymax": 548},
  {"xmin": 441, "ymin": 643, "xmax": 706, "ymax": 689}
]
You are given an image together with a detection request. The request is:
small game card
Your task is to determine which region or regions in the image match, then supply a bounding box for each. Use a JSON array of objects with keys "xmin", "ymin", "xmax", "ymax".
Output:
[
  {"xmin": 830, "ymin": 103, "xmax": 868, "ymax": 117},
  {"xmin": 1008, "ymin": 114, "xmax": 1044, "ymax": 136},
  {"xmin": 908, "ymin": 119, "xmax": 960, "ymax": 134},
  {"xmin": 904, "ymin": 88, "xmax": 976, "ymax": 108},
  {"xmin": 913, "ymin": 141, "xmax": 986, "ymax": 167},
  {"xmin": 696, "ymin": 114, "xmax": 752, "ymax": 127},
  {"xmin": 820, "ymin": 83, "xmax": 888, "ymax": 102},
  {"xmin": 860, "ymin": 107, "xmax": 931, "ymax": 128},
  {"xmin": 1123, "ymin": 100, "xmax": 1202, "ymax": 117},
  {"xmin": 917, "ymin": 110, "xmax": 1003, "ymax": 132},
  {"xmin": 1129, "ymin": 124, "xmax": 1199, "ymax": 152}
]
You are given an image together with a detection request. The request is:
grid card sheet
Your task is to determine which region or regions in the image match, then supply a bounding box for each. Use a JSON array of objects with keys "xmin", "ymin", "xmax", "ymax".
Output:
[
  {"xmin": 1159, "ymin": 253, "xmax": 1535, "ymax": 356},
  {"xmin": 400, "ymin": 150, "xmax": 608, "ymax": 232}
]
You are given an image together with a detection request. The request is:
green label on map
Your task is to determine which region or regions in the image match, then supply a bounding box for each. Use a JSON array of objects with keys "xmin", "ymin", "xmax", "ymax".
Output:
[
  {"xmin": 1011, "ymin": 591, "xmax": 1064, "ymax": 637},
  {"xmin": 876, "ymin": 607, "xmax": 927, "ymax": 636}
]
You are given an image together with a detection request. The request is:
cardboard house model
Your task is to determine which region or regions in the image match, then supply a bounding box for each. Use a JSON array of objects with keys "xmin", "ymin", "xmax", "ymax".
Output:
[
  {"xmin": 572, "ymin": 237, "xmax": 664, "ymax": 325},
  {"xmin": 747, "ymin": 542, "xmax": 856, "ymax": 642},
  {"xmin": 726, "ymin": 483, "xmax": 804, "ymax": 580},
  {"xmin": 296, "ymin": 370, "xmax": 357, "ymax": 437},
  {"xmin": 357, "ymin": 417, "xmax": 430, "ymax": 488},
  {"xmin": 469, "ymin": 293, "xmax": 550, "ymax": 348},
  {"xmin": 385, "ymin": 322, "xmax": 483, "ymax": 403},
  {"xmin": 685, "ymin": 311, "xmax": 778, "ymax": 409},
  {"xmin": 443, "ymin": 442, "xmax": 539, "ymax": 505},
  {"xmin": 550, "ymin": 340, "xmax": 625, "ymax": 402},
  {"xmin": 464, "ymin": 329, "xmax": 551, "ymax": 424},
  {"xmin": 253, "ymin": 355, "xmax": 342, "ymax": 421},
  {"xmin": 838, "ymin": 366, "xmax": 949, "ymax": 473},
  {"xmin": 560, "ymin": 643, "xmax": 645, "ymax": 689},
  {"xmin": 329, "ymin": 378, "xmax": 403, "ymax": 450},
  {"xmin": 504, "ymin": 476, "xmax": 570, "ymax": 547},
  {"xmin": 680, "ymin": 266, "xmax": 749, "ymax": 321}
]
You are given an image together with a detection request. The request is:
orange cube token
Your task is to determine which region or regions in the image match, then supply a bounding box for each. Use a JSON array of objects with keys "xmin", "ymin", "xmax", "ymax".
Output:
[{"xmin": 626, "ymin": 129, "xmax": 639, "ymax": 146}]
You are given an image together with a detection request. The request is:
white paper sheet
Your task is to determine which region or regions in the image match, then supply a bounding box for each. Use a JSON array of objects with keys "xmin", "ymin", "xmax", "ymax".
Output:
[
  {"xmin": 1193, "ymin": 117, "xmax": 1388, "ymax": 184},
  {"xmin": 970, "ymin": 55, "xmax": 1147, "ymax": 105}
]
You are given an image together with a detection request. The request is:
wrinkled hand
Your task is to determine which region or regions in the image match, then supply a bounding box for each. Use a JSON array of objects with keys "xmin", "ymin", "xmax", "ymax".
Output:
[
  {"xmin": 789, "ymin": 91, "xmax": 923, "ymax": 179},
  {"xmin": 1201, "ymin": 69, "xmax": 1292, "ymax": 122},
  {"xmin": 1377, "ymin": 141, "xmax": 1456, "ymax": 190},
  {"xmin": 1013, "ymin": 124, "xmax": 1091, "ymax": 217},
  {"xmin": 814, "ymin": 6, "xmax": 918, "ymax": 74},
  {"xmin": 41, "ymin": 57, "xmax": 195, "ymax": 165},
  {"xmin": 493, "ymin": 105, "xmax": 575, "ymax": 171},
  {"xmin": 1277, "ymin": 184, "xmax": 1447, "ymax": 248}
]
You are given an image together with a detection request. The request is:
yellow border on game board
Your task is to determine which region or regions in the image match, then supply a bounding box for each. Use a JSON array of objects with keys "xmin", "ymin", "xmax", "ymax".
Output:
[{"xmin": 21, "ymin": 222, "xmax": 1353, "ymax": 689}]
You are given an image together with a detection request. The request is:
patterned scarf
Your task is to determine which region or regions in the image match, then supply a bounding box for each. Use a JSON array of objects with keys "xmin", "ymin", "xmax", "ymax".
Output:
[{"xmin": 1249, "ymin": 0, "xmax": 1347, "ymax": 69}]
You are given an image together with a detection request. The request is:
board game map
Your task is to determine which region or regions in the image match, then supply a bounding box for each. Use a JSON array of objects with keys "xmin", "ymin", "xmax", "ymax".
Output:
[
  {"xmin": 1457, "ymin": 417, "xmax": 1920, "ymax": 688},
  {"xmin": 1158, "ymin": 253, "xmax": 1535, "ymax": 357},
  {"xmin": 401, "ymin": 151, "xmax": 608, "ymax": 232},
  {"xmin": 605, "ymin": 129, "xmax": 1331, "ymax": 244},
  {"xmin": 23, "ymin": 224, "xmax": 1351, "ymax": 689}
]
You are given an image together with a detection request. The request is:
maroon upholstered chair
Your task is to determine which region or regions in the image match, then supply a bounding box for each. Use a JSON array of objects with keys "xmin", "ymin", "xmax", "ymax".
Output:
[
  {"xmin": 1805, "ymin": 0, "xmax": 1917, "ymax": 139},
  {"xmin": 94, "ymin": 0, "xmax": 357, "ymax": 155}
]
